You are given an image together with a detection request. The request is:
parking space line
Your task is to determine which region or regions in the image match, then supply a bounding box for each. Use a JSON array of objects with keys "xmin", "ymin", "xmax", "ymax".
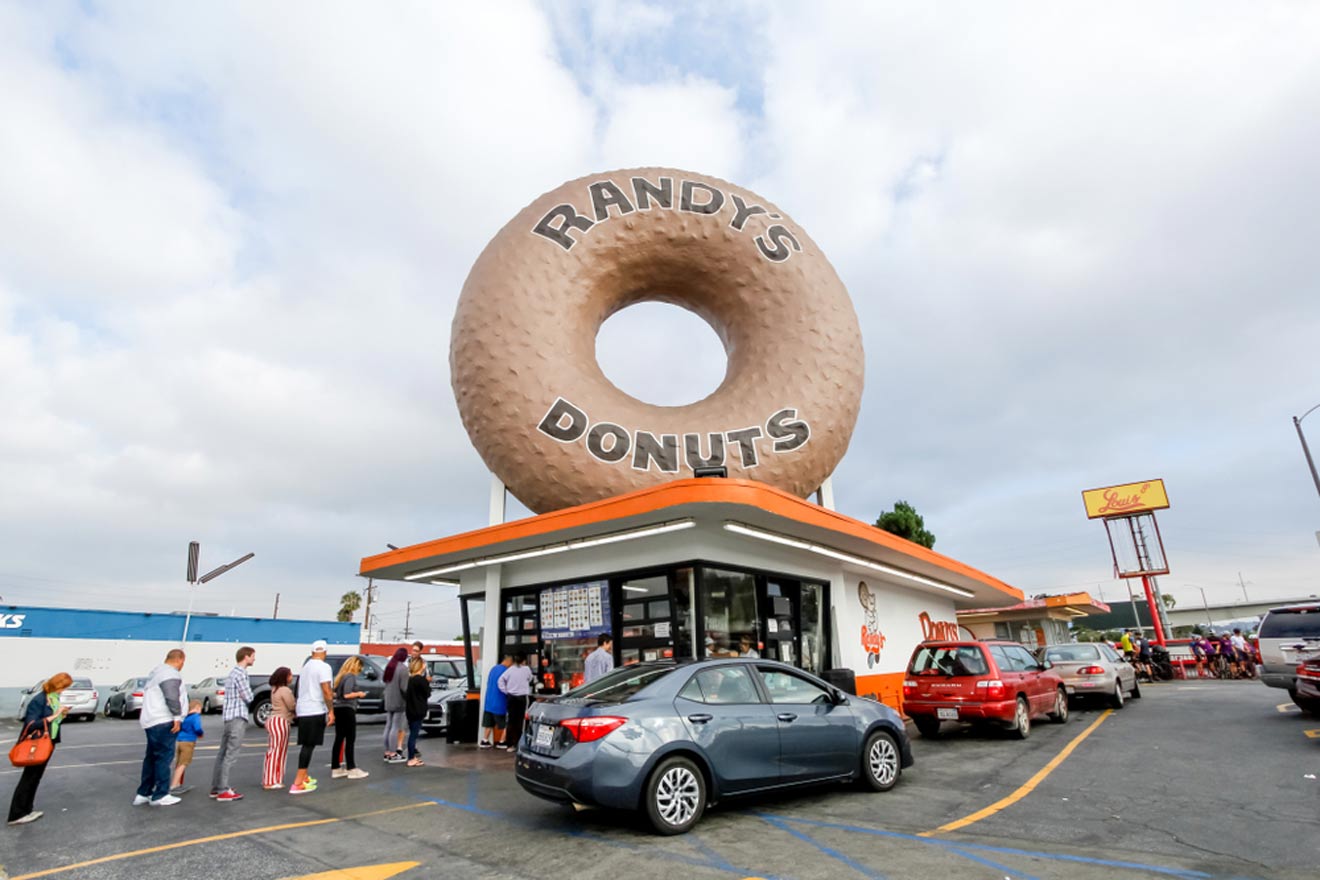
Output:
[
  {"xmin": 1304, "ymin": 729, "xmax": 1320, "ymax": 739},
  {"xmin": 8, "ymin": 801, "xmax": 435, "ymax": 880},
  {"xmin": 1276, "ymin": 703, "xmax": 1299, "ymax": 713},
  {"xmin": 919, "ymin": 709, "xmax": 1114, "ymax": 837},
  {"xmin": 759, "ymin": 813, "xmax": 888, "ymax": 879}
]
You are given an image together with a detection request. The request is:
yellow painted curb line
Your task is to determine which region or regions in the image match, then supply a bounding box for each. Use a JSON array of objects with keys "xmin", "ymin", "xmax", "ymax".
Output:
[
  {"xmin": 281, "ymin": 862, "xmax": 421, "ymax": 880},
  {"xmin": 920, "ymin": 709, "xmax": 1114, "ymax": 837}
]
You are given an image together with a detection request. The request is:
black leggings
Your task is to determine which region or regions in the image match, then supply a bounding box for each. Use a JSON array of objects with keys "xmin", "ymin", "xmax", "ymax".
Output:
[
  {"xmin": 331, "ymin": 706, "xmax": 357, "ymax": 770},
  {"xmin": 9, "ymin": 747, "xmax": 50, "ymax": 821}
]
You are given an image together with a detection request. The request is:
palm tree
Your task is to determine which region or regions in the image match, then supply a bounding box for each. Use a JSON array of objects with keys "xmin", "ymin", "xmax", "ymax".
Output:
[{"xmin": 337, "ymin": 590, "xmax": 362, "ymax": 622}]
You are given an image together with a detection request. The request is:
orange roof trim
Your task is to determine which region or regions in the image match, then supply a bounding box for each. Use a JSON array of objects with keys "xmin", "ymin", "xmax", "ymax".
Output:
[{"xmin": 360, "ymin": 478, "xmax": 1023, "ymax": 601}]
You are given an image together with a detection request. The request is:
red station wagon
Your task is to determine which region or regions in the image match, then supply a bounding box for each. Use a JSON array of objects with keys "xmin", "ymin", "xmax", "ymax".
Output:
[{"xmin": 902, "ymin": 640, "xmax": 1069, "ymax": 739}]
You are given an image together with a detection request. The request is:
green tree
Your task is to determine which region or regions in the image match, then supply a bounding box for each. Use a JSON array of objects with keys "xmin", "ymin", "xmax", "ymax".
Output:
[
  {"xmin": 337, "ymin": 590, "xmax": 362, "ymax": 623},
  {"xmin": 1161, "ymin": 593, "xmax": 1177, "ymax": 609},
  {"xmin": 874, "ymin": 500, "xmax": 936, "ymax": 549}
]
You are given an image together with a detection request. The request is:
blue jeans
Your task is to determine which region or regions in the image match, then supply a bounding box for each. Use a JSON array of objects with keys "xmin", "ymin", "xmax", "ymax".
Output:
[
  {"xmin": 138, "ymin": 723, "xmax": 177, "ymax": 800},
  {"xmin": 406, "ymin": 719, "xmax": 423, "ymax": 759}
]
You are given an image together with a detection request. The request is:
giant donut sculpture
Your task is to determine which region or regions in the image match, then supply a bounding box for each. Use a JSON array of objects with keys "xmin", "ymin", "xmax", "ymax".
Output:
[{"xmin": 450, "ymin": 167, "xmax": 864, "ymax": 514}]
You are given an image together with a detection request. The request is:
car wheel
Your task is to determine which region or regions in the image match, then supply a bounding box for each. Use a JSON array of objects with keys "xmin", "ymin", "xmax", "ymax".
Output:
[
  {"xmin": 1048, "ymin": 688, "xmax": 1069, "ymax": 724},
  {"xmin": 644, "ymin": 756, "xmax": 706, "ymax": 835},
  {"xmin": 85, "ymin": 713, "xmax": 95, "ymax": 723},
  {"xmin": 1109, "ymin": 681, "xmax": 1126, "ymax": 709},
  {"xmin": 860, "ymin": 730, "xmax": 901, "ymax": 792},
  {"xmin": 103, "ymin": 702, "xmax": 112, "ymax": 718},
  {"xmin": 252, "ymin": 698, "xmax": 272, "ymax": 728},
  {"xmin": 119, "ymin": 702, "xmax": 128, "ymax": 719},
  {"xmin": 1011, "ymin": 696, "xmax": 1031, "ymax": 740},
  {"xmin": 913, "ymin": 715, "xmax": 941, "ymax": 739},
  {"xmin": 1130, "ymin": 679, "xmax": 1142, "ymax": 700},
  {"xmin": 202, "ymin": 698, "xmax": 210, "ymax": 714}
]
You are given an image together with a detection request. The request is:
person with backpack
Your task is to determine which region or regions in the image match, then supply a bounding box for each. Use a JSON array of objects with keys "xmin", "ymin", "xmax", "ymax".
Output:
[{"xmin": 8, "ymin": 673, "xmax": 70, "ymax": 825}]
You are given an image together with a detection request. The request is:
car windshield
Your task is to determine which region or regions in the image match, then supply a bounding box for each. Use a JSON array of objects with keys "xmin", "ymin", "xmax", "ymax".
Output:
[
  {"xmin": 1259, "ymin": 608, "xmax": 1320, "ymax": 640},
  {"xmin": 1044, "ymin": 645, "xmax": 1101, "ymax": 662},
  {"xmin": 564, "ymin": 665, "xmax": 673, "ymax": 702},
  {"xmin": 909, "ymin": 645, "xmax": 988, "ymax": 676},
  {"xmin": 70, "ymin": 678, "xmax": 94, "ymax": 689}
]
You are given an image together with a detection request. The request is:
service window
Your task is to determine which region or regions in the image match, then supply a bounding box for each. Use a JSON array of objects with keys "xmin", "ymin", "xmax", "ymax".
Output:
[
  {"xmin": 683, "ymin": 666, "xmax": 763, "ymax": 704},
  {"xmin": 759, "ymin": 668, "xmax": 832, "ymax": 704}
]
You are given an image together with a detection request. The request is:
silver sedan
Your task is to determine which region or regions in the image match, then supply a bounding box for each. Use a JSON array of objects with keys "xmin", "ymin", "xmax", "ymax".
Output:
[{"xmin": 1041, "ymin": 643, "xmax": 1140, "ymax": 709}]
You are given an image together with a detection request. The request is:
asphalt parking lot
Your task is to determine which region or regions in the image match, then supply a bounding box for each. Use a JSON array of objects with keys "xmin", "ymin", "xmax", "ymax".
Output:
[{"xmin": 1, "ymin": 680, "xmax": 1316, "ymax": 880}]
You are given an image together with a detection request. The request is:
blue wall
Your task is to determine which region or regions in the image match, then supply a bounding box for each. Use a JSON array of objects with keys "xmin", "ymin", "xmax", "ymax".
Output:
[{"xmin": 0, "ymin": 605, "xmax": 359, "ymax": 645}]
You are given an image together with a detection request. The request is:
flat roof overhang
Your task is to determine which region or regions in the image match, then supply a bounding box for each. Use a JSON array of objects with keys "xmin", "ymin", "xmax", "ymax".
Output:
[
  {"xmin": 957, "ymin": 592, "xmax": 1111, "ymax": 623},
  {"xmin": 359, "ymin": 479, "xmax": 1025, "ymax": 609}
]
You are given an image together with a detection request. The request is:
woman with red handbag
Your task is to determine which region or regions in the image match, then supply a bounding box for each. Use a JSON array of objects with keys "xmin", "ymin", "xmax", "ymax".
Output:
[{"xmin": 8, "ymin": 672, "xmax": 70, "ymax": 826}]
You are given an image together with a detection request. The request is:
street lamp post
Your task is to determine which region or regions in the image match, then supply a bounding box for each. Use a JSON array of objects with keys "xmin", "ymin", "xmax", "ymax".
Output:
[
  {"xmin": 1185, "ymin": 584, "xmax": 1214, "ymax": 629},
  {"xmin": 182, "ymin": 543, "xmax": 255, "ymax": 645},
  {"xmin": 1294, "ymin": 403, "xmax": 1320, "ymax": 501}
]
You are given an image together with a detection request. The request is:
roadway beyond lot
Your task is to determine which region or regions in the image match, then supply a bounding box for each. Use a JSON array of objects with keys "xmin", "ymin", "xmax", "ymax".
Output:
[{"xmin": 1, "ymin": 680, "xmax": 1316, "ymax": 880}]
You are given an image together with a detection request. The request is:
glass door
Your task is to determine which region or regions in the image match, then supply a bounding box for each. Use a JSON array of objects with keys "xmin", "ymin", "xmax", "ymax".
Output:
[
  {"xmin": 617, "ymin": 574, "xmax": 674, "ymax": 666},
  {"xmin": 762, "ymin": 578, "xmax": 799, "ymax": 666},
  {"xmin": 501, "ymin": 592, "xmax": 540, "ymax": 663}
]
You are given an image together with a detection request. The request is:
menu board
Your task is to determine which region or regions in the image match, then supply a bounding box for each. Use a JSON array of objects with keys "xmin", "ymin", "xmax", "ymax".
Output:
[{"xmin": 540, "ymin": 580, "xmax": 611, "ymax": 640}]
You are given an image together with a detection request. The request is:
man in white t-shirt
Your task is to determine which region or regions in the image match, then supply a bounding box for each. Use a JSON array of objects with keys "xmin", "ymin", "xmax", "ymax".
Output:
[{"xmin": 290, "ymin": 640, "xmax": 335, "ymax": 795}]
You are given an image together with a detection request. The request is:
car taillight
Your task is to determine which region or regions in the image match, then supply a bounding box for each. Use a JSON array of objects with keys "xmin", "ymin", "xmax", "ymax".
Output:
[
  {"xmin": 902, "ymin": 679, "xmax": 917, "ymax": 697},
  {"xmin": 92, "ymin": 691, "xmax": 98, "ymax": 700},
  {"xmin": 131, "ymin": 692, "xmax": 143, "ymax": 698},
  {"xmin": 559, "ymin": 716, "xmax": 627, "ymax": 743},
  {"xmin": 976, "ymin": 679, "xmax": 1006, "ymax": 700},
  {"xmin": 1078, "ymin": 666, "xmax": 1106, "ymax": 676},
  {"xmin": 216, "ymin": 688, "xmax": 225, "ymax": 696}
]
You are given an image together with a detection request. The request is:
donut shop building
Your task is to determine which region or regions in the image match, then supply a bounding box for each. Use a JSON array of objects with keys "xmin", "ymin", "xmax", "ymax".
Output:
[{"xmin": 359, "ymin": 478, "xmax": 1022, "ymax": 710}]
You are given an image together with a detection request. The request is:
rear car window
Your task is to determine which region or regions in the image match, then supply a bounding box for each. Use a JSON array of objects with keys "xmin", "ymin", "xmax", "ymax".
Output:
[
  {"xmin": 1044, "ymin": 645, "xmax": 1101, "ymax": 662},
  {"xmin": 1259, "ymin": 608, "xmax": 1320, "ymax": 640},
  {"xmin": 681, "ymin": 667, "xmax": 762, "ymax": 704},
  {"xmin": 71, "ymin": 678, "xmax": 94, "ymax": 689},
  {"xmin": 909, "ymin": 645, "xmax": 989, "ymax": 676},
  {"xmin": 566, "ymin": 666, "xmax": 672, "ymax": 702}
]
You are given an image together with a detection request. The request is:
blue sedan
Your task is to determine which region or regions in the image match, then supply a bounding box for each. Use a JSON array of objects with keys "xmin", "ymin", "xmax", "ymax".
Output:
[{"xmin": 515, "ymin": 658, "xmax": 913, "ymax": 834}]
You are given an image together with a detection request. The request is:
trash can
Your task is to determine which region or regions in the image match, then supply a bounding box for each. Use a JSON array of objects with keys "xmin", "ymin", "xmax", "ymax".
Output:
[
  {"xmin": 820, "ymin": 667, "xmax": 857, "ymax": 695},
  {"xmin": 446, "ymin": 693, "xmax": 481, "ymax": 744}
]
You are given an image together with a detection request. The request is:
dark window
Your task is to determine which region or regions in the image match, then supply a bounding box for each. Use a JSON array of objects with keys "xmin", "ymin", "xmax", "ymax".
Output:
[
  {"xmin": 686, "ymin": 666, "xmax": 762, "ymax": 704},
  {"xmin": 759, "ymin": 668, "xmax": 832, "ymax": 704},
  {"xmin": 1259, "ymin": 608, "xmax": 1320, "ymax": 639},
  {"xmin": 1044, "ymin": 645, "xmax": 1100, "ymax": 662},
  {"xmin": 565, "ymin": 666, "xmax": 672, "ymax": 702},
  {"xmin": 909, "ymin": 645, "xmax": 988, "ymax": 677}
]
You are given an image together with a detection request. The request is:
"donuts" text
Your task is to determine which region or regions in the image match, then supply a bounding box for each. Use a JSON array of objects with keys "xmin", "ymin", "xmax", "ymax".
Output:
[
  {"xmin": 537, "ymin": 397, "xmax": 811, "ymax": 473},
  {"xmin": 531, "ymin": 174, "xmax": 803, "ymax": 263}
]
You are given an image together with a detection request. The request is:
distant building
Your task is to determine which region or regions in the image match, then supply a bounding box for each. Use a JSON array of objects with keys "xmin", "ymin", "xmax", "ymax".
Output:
[
  {"xmin": 0, "ymin": 605, "xmax": 359, "ymax": 714},
  {"xmin": 957, "ymin": 592, "xmax": 1111, "ymax": 648}
]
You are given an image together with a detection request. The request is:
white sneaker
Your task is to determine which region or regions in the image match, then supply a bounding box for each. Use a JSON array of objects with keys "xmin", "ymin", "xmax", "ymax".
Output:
[
  {"xmin": 132, "ymin": 795, "xmax": 151, "ymax": 806},
  {"xmin": 331, "ymin": 768, "xmax": 348, "ymax": 779},
  {"xmin": 346, "ymin": 768, "xmax": 369, "ymax": 779},
  {"xmin": 7, "ymin": 812, "xmax": 40, "ymax": 825},
  {"xmin": 150, "ymin": 794, "xmax": 181, "ymax": 807}
]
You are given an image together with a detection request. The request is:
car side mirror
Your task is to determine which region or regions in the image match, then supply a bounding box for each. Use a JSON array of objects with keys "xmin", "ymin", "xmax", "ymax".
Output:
[
  {"xmin": 1041, "ymin": 660, "xmax": 1053, "ymax": 670},
  {"xmin": 364, "ymin": 669, "xmax": 378, "ymax": 680}
]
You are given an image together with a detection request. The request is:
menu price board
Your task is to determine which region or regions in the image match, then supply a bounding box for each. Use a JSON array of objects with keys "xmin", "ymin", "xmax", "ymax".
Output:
[{"xmin": 540, "ymin": 580, "xmax": 611, "ymax": 640}]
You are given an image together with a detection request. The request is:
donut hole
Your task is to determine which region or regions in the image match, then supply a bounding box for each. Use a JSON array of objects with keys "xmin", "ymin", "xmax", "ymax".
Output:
[{"xmin": 595, "ymin": 301, "xmax": 728, "ymax": 407}]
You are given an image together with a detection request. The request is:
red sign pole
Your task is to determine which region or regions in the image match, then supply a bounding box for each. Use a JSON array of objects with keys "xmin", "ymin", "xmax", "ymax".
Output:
[{"xmin": 1140, "ymin": 574, "xmax": 1166, "ymax": 645}]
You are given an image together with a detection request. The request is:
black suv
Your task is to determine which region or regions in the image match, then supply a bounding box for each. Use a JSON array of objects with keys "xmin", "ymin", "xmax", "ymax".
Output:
[{"xmin": 247, "ymin": 655, "xmax": 387, "ymax": 727}]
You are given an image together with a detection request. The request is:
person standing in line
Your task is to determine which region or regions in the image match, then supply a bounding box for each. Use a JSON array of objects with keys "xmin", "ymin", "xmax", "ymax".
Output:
[
  {"xmin": 410, "ymin": 641, "xmax": 425, "ymax": 663},
  {"xmin": 262, "ymin": 667, "xmax": 296, "ymax": 790},
  {"xmin": 8, "ymin": 672, "xmax": 70, "ymax": 825},
  {"xmin": 134, "ymin": 649, "xmax": 186, "ymax": 807},
  {"xmin": 584, "ymin": 634, "xmax": 614, "ymax": 684},
  {"xmin": 290, "ymin": 641, "xmax": 335, "ymax": 795},
  {"xmin": 210, "ymin": 645, "xmax": 256, "ymax": 802},
  {"xmin": 331, "ymin": 656, "xmax": 369, "ymax": 779},
  {"xmin": 382, "ymin": 647, "xmax": 409, "ymax": 763},
  {"xmin": 169, "ymin": 700, "xmax": 205, "ymax": 794},
  {"xmin": 478, "ymin": 655, "xmax": 512, "ymax": 749},
  {"xmin": 498, "ymin": 652, "xmax": 534, "ymax": 752},
  {"xmin": 404, "ymin": 658, "xmax": 431, "ymax": 767}
]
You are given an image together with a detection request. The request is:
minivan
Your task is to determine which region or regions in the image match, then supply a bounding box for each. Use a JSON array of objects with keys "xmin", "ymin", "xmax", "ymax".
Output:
[{"xmin": 1257, "ymin": 602, "xmax": 1320, "ymax": 711}]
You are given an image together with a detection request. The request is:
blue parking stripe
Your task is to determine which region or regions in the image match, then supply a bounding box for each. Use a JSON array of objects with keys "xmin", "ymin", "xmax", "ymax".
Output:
[{"xmin": 759, "ymin": 814, "xmax": 888, "ymax": 880}]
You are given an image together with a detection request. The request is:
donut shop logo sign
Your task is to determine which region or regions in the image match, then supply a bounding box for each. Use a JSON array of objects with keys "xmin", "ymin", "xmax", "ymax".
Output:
[
  {"xmin": 537, "ymin": 397, "xmax": 810, "ymax": 473},
  {"xmin": 531, "ymin": 174, "xmax": 804, "ymax": 263}
]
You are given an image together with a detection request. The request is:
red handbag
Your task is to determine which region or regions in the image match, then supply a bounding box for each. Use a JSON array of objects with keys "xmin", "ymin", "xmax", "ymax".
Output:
[{"xmin": 9, "ymin": 720, "xmax": 53, "ymax": 768}]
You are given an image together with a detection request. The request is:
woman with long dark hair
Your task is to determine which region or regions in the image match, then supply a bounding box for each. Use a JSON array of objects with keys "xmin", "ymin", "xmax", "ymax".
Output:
[
  {"xmin": 382, "ymin": 647, "xmax": 409, "ymax": 762},
  {"xmin": 262, "ymin": 667, "xmax": 295, "ymax": 790},
  {"xmin": 9, "ymin": 673, "xmax": 71, "ymax": 825}
]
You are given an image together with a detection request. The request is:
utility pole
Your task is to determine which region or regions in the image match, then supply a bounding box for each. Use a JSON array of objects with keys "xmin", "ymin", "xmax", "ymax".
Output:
[
  {"xmin": 1293, "ymin": 406, "xmax": 1320, "ymax": 501},
  {"xmin": 402, "ymin": 601, "xmax": 413, "ymax": 640},
  {"xmin": 272, "ymin": 593, "xmax": 280, "ymax": 619},
  {"xmin": 361, "ymin": 579, "xmax": 376, "ymax": 643},
  {"xmin": 1237, "ymin": 572, "xmax": 1250, "ymax": 603}
]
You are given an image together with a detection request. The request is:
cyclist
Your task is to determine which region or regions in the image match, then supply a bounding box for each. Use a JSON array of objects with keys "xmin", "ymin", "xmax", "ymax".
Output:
[
  {"xmin": 1119, "ymin": 630, "xmax": 1136, "ymax": 662},
  {"xmin": 1190, "ymin": 635, "xmax": 1207, "ymax": 678},
  {"xmin": 1135, "ymin": 634, "xmax": 1154, "ymax": 681},
  {"xmin": 1230, "ymin": 629, "xmax": 1254, "ymax": 679}
]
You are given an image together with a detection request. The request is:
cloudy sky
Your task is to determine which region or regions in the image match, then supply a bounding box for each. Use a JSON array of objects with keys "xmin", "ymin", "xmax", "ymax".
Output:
[{"xmin": 2, "ymin": 1, "xmax": 1318, "ymax": 640}]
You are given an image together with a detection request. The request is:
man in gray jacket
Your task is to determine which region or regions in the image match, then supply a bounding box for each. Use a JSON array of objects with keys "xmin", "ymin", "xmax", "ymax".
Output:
[{"xmin": 134, "ymin": 649, "xmax": 186, "ymax": 807}]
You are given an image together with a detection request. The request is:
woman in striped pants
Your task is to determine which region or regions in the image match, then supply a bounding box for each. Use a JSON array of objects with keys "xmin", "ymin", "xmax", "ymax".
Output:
[{"xmin": 262, "ymin": 667, "xmax": 296, "ymax": 790}]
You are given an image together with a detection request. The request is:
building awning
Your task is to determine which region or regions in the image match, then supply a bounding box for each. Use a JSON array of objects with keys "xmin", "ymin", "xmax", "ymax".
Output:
[
  {"xmin": 956, "ymin": 591, "xmax": 1110, "ymax": 623},
  {"xmin": 360, "ymin": 478, "xmax": 1024, "ymax": 608}
]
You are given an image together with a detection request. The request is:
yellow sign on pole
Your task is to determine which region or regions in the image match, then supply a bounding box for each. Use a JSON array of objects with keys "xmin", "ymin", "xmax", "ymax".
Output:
[{"xmin": 1081, "ymin": 479, "xmax": 1169, "ymax": 520}]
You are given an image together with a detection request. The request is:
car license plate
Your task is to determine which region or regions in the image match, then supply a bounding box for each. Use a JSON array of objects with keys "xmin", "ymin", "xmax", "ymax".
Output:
[
  {"xmin": 534, "ymin": 724, "xmax": 554, "ymax": 748},
  {"xmin": 936, "ymin": 708, "xmax": 959, "ymax": 720}
]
